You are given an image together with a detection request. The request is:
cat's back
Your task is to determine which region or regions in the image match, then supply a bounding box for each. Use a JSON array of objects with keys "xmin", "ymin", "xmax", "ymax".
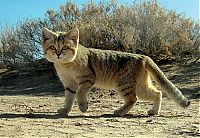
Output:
[
  {"xmin": 88, "ymin": 47, "xmax": 144, "ymax": 67},
  {"xmin": 86, "ymin": 47, "xmax": 145, "ymax": 89}
]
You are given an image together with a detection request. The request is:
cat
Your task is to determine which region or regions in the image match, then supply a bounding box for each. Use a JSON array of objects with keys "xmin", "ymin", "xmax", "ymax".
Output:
[{"xmin": 41, "ymin": 27, "xmax": 190, "ymax": 116}]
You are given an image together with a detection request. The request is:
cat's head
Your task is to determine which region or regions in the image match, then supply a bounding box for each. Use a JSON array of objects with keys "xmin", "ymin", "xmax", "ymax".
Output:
[{"xmin": 41, "ymin": 27, "xmax": 79, "ymax": 63}]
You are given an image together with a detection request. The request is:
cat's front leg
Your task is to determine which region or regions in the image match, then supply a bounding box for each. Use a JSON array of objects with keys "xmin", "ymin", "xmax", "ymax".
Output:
[
  {"xmin": 57, "ymin": 87, "xmax": 76, "ymax": 115},
  {"xmin": 76, "ymin": 79, "xmax": 95, "ymax": 113}
]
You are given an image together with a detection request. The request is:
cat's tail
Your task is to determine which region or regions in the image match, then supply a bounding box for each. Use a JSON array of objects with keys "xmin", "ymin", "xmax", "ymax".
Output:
[{"xmin": 144, "ymin": 56, "xmax": 190, "ymax": 108}]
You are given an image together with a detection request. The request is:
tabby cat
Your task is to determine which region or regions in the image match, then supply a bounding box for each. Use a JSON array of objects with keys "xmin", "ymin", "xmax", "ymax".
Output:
[{"xmin": 41, "ymin": 27, "xmax": 190, "ymax": 116}]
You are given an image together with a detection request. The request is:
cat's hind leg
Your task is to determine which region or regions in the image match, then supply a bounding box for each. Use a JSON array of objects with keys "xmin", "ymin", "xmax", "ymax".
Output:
[
  {"xmin": 146, "ymin": 89, "xmax": 162, "ymax": 115},
  {"xmin": 137, "ymin": 76, "xmax": 162, "ymax": 115},
  {"xmin": 114, "ymin": 87, "xmax": 138, "ymax": 116}
]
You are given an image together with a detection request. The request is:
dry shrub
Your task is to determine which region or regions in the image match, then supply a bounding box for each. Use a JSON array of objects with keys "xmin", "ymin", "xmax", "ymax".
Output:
[
  {"xmin": 0, "ymin": 0, "xmax": 199, "ymax": 69},
  {"xmin": 0, "ymin": 20, "xmax": 43, "ymax": 69},
  {"xmin": 45, "ymin": 0, "xmax": 199, "ymax": 63}
]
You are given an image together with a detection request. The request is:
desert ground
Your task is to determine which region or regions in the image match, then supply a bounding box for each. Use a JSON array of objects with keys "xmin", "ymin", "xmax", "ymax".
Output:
[{"xmin": 0, "ymin": 62, "xmax": 199, "ymax": 137}]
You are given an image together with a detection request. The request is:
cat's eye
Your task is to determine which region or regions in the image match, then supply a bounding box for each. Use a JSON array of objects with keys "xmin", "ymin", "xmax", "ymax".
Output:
[
  {"xmin": 50, "ymin": 45, "xmax": 56, "ymax": 50},
  {"xmin": 62, "ymin": 45, "xmax": 69, "ymax": 50}
]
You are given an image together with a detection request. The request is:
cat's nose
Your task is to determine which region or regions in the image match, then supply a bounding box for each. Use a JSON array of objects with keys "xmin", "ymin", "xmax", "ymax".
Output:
[{"xmin": 56, "ymin": 53, "xmax": 61, "ymax": 58}]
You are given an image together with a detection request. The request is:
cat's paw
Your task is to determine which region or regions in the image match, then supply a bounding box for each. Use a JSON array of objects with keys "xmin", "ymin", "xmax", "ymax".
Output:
[
  {"xmin": 78, "ymin": 102, "xmax": 88, "ymax": 113},
  {"xmin": 57, "ymin": 107, "xmax": 70, "ymax": 115},
  {"xmin": 147, "ymin": 109, "xmax": 159, "ymax": 116},
  {"xmin": 113, "ymin": 109, "xmax": 126, "ymax": 117}
]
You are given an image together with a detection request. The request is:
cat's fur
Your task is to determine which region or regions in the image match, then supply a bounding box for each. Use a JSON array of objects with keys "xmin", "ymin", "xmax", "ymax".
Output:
[{"xmin": 41, "ymin": 27, "xmax": 190, "ymax": 116}]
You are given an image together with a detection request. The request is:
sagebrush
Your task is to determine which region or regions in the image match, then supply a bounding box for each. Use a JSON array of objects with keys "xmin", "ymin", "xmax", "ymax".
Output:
[{"xmin": 0, "ymin": 0, "xmax": 199, "ymax": 69}]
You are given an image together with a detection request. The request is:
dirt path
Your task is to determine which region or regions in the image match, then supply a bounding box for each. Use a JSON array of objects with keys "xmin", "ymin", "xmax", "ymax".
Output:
[
  {"xmin": 0, "ymin": 63, "xmax": 199, "ymax": 137},
  {"xmin": 0, "ymin": 96, "xmax": 199, "ymax": 137}
]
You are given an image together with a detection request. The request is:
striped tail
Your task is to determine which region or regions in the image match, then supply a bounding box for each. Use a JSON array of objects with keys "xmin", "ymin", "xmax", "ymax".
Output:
[{"xmin": 144, "ymin": 56, "xmax": 190, "ymax": 108}]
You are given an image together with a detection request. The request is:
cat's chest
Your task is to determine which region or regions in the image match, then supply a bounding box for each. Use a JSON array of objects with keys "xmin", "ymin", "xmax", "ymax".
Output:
[
  {"xmin": 54, "ymin": 62, "xmax": 89, "ymax": 83},
  {"xmin": 55, "ymin": 65, "xmax": 79, "ymax": 78}
]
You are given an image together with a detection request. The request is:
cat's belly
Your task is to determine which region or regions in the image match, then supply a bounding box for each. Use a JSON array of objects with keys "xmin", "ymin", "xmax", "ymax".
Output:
[{"xmin": 94, "ymin": 76, "xmax": 115, "ymax": 90}]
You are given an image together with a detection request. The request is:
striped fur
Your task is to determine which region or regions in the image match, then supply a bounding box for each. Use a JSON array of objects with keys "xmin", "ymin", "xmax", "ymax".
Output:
[{"xmin": 41, "ymin": 27, "xmax": 190, "ymax": 116}]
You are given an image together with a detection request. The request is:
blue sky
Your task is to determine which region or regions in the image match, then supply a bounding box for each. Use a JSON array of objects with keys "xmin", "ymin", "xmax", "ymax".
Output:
[{"xmin": 0, "ymin": 0, "xmax": 199, "ymax": 27}]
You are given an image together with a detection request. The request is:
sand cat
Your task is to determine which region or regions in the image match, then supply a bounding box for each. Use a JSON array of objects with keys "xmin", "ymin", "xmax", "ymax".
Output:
[{"xmin": 41, "ymin": 27, "xmax": 190, "ymax": 116}]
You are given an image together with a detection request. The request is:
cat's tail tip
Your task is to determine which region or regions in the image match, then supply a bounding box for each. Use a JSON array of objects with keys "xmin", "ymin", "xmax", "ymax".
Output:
[{"xmin": 180, "ymin": 99, "xmax": 191, "ymax": 108}]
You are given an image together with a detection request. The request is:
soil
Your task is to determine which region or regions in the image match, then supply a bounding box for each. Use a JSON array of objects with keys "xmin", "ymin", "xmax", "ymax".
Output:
[{"xmin": 0, "ymin": 62, "xmax": 199, "ymax": 138}]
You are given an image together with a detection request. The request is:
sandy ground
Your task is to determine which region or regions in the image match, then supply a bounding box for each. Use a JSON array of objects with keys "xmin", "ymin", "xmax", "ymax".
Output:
[
  {"xmin": 0, "ymin": 96, "xmax": 199, "ymax": 138},
  {"xmin": 0, "ymin": 62, "xmax": 199, "ymax": 137}
]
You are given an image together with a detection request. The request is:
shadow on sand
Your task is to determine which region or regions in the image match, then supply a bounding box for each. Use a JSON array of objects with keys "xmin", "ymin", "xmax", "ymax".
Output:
[
  {"xmin": 0, "ymin": 113, "xmax": 149, "ymax": 119},
  {"xmin": 0, "ymin": 113, "xmax": 191, "ymax": 119}
]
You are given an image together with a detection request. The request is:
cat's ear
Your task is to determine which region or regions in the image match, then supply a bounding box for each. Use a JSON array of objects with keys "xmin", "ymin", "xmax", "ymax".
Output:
[
  {"xmin": 41, "ymin": 27, "xmax": 54, "ymax": 42},
  {"xmin": 67, "ymin": 27, "xmax": 79, "ymax": 43}
]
